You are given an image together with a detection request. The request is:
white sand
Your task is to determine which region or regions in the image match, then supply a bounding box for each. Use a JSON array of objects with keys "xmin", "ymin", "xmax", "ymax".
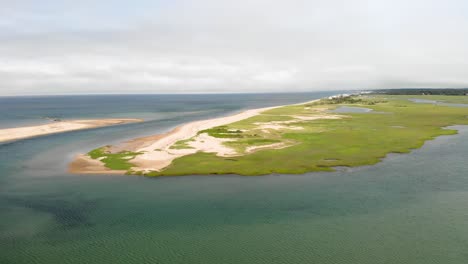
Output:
[
  {"xmin": 0, "ymin": 119, "xmax": 142, "ymax": 143},
  {"xmin": 131, "ymin": 106, "xmax": 279, "ymax": 172},
  {"xmin": 187, "ymin": 133, "xmax": 237, "ymax": 156},
  {"xmin": 245, "ymin": 142, "xmax": 290, "ymax": 153},
  {"xmin": 253, "ymin": 113, "xmax": 343, "ymax": 131}
]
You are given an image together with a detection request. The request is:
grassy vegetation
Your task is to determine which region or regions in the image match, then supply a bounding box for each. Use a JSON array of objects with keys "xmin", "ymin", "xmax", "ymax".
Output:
[
  {"xmin": 145, "ymin": 95, "xmax": 468, "ymax": 176},
  {"xmin": 169, "ymin": 139, "xmax": 195, "ymax": 149},
  {"xmin": 224, "ymin": 138, "xmax": 282, "ymax": 153},
  {"xmin": 198, "ymin": 126, "xmax": 244, "ymax": 138},
  {"xmin": 311, "ymin": 96, "xmax": 387, "ymax": 105},
  {"xmin": 88, "ymin": 147, "xmax": 142, "ymax": 170}
]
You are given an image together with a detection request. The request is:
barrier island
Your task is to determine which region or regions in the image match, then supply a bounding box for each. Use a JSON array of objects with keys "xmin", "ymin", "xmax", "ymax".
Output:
[{"xmin": 69, "ymin": 94, "xmax": 468, "ymax": 176}]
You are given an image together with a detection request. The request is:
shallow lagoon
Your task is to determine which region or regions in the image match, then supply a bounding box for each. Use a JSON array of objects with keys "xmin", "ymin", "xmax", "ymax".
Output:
[
  {"xmin": 1, "ymin": 93, "xmax": 468, "ymax": 264},
  {"xmin": 331, "ymin": 106, "xmax": 373, "ymax": 113},
  {"xmin": 409, "ymin": 98, "xmax": 468, "ymax": 107}
]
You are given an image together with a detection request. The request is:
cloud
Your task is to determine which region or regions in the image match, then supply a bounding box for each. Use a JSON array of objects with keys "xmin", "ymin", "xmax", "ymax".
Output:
[{"xmin": 0, "ymin": 0, "xmax": 468, "ymax": 95}]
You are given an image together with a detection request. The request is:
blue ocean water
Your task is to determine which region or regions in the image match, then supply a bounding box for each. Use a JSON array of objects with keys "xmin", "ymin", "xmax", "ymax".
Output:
[{"xmin": 1, "ymin": 92, "xmax": 468, "ymax": 264}]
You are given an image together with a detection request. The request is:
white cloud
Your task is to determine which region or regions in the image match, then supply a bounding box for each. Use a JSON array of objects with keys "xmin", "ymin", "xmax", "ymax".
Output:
[{"xmin": 0, "ymin": 0, "xmax": 468, "ymax": 95}]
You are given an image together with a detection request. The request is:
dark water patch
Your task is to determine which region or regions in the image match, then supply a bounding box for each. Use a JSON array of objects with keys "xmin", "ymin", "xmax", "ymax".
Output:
[
  {"xmin": 331, "ymin": 106, "xmax": 373, "ymax": 113},
  {"xmin": 409, "ymin": 98, "xmax": 468, "ymax": 107},
  {"xmin": 2, "ymin": 195, "xmax": 97, "ymax": 229}
]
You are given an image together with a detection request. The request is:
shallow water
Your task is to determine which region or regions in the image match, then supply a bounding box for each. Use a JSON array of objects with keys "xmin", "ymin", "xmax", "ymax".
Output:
[
  {"xmin": 409, "ymin": 98, "xmax": 468, "ymax": 107},
  {"xmin": 331, "ymin": 106, "xmax": 373, "ymax": 113},
  {"xmin": 1, "ymin": 93, "xmax": 468, "ymax": 264}
]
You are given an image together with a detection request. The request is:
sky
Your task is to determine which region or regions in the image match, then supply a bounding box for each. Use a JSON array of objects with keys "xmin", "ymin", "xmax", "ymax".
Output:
[{"xmin": 1, "ymin": 0, "xmax": 468, "ymax": 96}]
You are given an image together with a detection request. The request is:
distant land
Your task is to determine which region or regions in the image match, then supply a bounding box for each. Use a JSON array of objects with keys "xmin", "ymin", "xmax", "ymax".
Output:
[
  {"xmin": 70, "ymin": 91, "xmax": 468, "ymax": 176},
  {"xmin": 375, "ymin": 88, "xmax": 468, "ymax": 96}
]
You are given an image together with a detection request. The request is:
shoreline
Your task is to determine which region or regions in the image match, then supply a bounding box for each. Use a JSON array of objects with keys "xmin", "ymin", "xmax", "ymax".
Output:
[
  {"xmin": 69, "ymin": 99, "xmax": 321, "ymax": 174},
  {"xmin": 0, "ymin": 118, "xmax": 143, "ymax": 143}
]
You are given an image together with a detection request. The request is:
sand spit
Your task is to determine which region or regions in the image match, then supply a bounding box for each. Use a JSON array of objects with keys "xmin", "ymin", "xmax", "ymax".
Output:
[
  {"xmin": 70, "ymin": 99, "xmax": 323, "ymax": 174},
  {"xmin": 0, "ymin": 118, "xmax": 142, "ymax": 143}
]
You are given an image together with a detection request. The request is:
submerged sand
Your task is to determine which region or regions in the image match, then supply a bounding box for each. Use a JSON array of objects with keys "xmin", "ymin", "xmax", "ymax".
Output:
[
  {"xmin": 0, "ymin": 119, "xmax": 142, "ymax": 143},
  {"xmin": 69, "ymin": 154, "xmax": 128, "ymax": 175}
]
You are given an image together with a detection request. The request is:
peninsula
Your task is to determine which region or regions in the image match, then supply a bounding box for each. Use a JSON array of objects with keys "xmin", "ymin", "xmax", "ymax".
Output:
[
  {"xmin": 0, "ymin": 118, "xmax": 142, "ymax": 143},
  {"xmin": 70, "ymin": 95, "xmax": 468, "ymax": 176}
]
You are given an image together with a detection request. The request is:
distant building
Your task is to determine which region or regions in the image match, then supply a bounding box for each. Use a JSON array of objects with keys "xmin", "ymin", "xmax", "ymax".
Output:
[{"xmin": 327, "ymin": 94, "xmax": 350, "ymax": 100}]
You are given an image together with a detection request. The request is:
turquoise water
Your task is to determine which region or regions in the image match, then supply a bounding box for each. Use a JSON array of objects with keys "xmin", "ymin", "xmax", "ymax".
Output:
[{"xmin": 1, "ymin": 93, "xmax": 468, "ymax": 263}]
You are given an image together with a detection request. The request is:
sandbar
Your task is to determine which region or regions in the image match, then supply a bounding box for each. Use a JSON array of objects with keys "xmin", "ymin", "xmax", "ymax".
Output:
[{"xmin": 0, "ymin": 118, "xmax": 143, "ymax": 143}]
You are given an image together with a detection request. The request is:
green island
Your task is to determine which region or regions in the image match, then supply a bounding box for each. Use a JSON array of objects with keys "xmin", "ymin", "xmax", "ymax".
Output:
[{"xmin": 82, "ymin": 95, "xmax": 468, "ymax": 176}]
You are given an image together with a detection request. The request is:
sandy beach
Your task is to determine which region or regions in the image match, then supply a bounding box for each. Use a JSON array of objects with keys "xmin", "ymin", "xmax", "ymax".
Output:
[
  {"xmin": 0, "ymin": 118, "xmax": 142, "ymax": 143},
  {"xmin": 130, "ymin": 106, "xmax": 280, "ymax": 172},
  {"xmin": 70, "ymin": 106, "xmax": 279, "ymax": 174}
]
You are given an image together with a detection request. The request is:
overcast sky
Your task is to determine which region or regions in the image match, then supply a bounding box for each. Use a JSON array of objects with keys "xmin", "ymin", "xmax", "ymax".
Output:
[{"xmin": 1, "ymin": 0, "xmax": 468, "ymax": 95}]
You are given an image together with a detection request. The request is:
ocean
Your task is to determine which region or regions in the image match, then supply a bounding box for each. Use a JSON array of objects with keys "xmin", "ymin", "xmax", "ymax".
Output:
[{"xmin": 1, "ymin": 92, "xmax": 468, "ymax": 264}]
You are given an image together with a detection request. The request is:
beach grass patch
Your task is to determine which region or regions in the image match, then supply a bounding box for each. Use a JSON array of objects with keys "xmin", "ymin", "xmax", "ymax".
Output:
[
  {"xmin": 170, "ymin": 139, "xmax": 195, "ymax": 149},
  {"xmin": 87, "ymin": 147, "xmax": 142, "ymax": 170}
]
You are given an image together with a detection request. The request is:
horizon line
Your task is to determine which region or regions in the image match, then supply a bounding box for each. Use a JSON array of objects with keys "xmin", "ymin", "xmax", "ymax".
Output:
[{"xmin": 0, "ymin": 87, "xmax": 467, "ymax": 98}]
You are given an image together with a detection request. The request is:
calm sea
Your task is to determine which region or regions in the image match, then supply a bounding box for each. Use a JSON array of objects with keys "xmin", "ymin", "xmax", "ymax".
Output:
[{"xmin": 1, "ymin": 92, "xmax": 468, "ymax": 264}]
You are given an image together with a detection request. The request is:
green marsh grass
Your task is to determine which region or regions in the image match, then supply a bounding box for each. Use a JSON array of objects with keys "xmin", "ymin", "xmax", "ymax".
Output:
[
  {"xmin": 88, "ymin": 147, "xmax": 142, "ymax": 170},
  {"xmin": 146, "ymin": 95, "xmax": 468, "ymax": 176}
]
